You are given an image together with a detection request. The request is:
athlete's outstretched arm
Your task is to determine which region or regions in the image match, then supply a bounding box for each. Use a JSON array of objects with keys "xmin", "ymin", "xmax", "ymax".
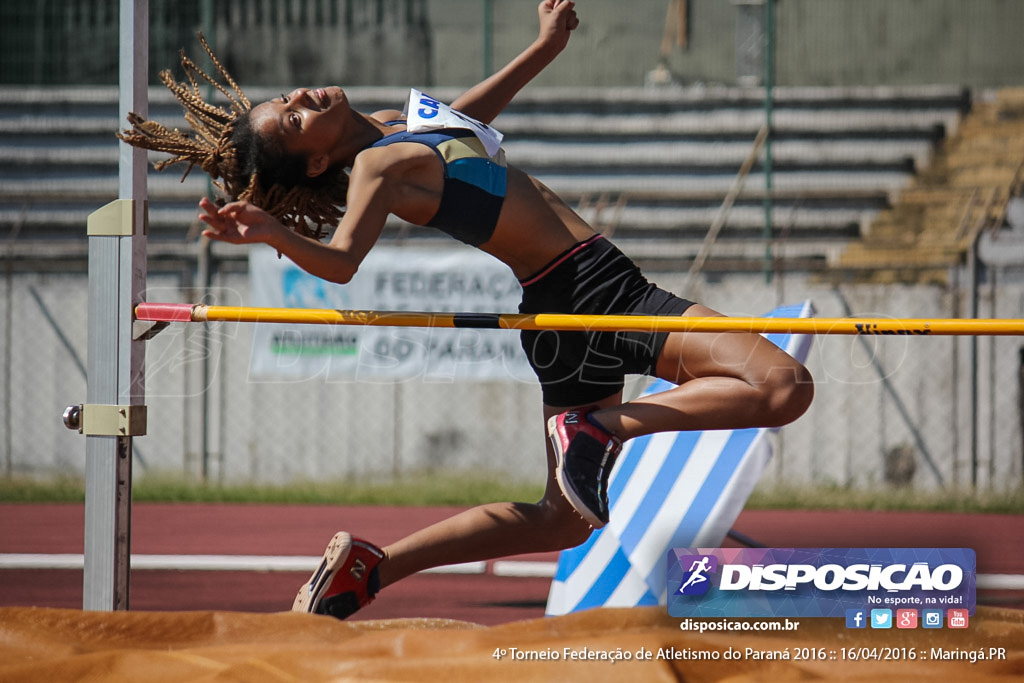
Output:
[
  {"xmin": 197, "ymin": 152, "xmax": 394, "ymax": 285},
  {"xmin": 450, "ymin": 0, "xmax": 578, "ymax": 124},
  {"xmin": 199, "ymin": 198, "xmax": 365, "ymax": 284}
]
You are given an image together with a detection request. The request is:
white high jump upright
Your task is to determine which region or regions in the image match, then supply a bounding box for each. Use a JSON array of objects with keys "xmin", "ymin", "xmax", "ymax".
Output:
[{"xmin": 80, "ymin": 0, "xmax": 149, "ymax": 610}]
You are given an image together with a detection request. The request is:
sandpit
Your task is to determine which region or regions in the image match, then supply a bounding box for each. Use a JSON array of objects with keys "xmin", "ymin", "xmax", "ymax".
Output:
[{"xmin": 1, "ymin": 605, "xmax": 1021, "ymax": 681}]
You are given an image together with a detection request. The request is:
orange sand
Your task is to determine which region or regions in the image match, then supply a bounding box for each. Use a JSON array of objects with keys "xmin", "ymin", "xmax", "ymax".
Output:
[{"xmin": 1, "ymin": 606, "xmax": 1021, "ymax": 682}]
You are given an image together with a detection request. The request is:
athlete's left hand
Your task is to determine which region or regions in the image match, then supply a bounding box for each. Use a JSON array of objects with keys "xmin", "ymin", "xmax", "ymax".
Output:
[
  {"xmin": 198, "ymin": 197, "xmax": 286, "ymax": 245},
  {"xmin": 537, "ymin": 0, "xmax": 579, "ymax": 55}
]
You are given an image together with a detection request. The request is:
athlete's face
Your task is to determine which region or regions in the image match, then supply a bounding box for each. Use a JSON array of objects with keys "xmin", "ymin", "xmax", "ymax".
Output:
[{"xmin": 250, "ymin": 86, "xmax": 351, "ymax": 171}]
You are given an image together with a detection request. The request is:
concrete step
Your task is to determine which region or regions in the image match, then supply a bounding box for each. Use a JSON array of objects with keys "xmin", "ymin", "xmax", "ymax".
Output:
[
  {"xmin": 0, "ymin": 107, "xmax": 957, "ymax": 141},
  {"xmin": 0, "ymin": 138, "xmax": 934, "ymax": 171}
]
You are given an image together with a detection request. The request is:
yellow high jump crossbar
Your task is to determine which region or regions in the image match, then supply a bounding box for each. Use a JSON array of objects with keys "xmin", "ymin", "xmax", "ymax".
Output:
[{"xmin": 135, "ymin": 302, "xmax": 1024, "ymax": 336}]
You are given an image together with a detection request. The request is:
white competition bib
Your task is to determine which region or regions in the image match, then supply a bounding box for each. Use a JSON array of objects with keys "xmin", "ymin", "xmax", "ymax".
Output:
[{"xmin": 404, "ymin": 88, "xmax": 504, "ymax": 158}]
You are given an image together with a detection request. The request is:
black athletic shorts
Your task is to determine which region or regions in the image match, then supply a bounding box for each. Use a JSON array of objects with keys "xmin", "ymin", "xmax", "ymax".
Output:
[{"xmin": 518, "ymin": 235, "xmax": 695, "ymax": 407}]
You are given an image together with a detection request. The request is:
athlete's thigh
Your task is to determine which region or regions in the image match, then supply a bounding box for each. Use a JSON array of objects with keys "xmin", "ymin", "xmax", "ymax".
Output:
[{"xmin": 654, "ymin": 304, "xmax": 801, "ymax": 385}]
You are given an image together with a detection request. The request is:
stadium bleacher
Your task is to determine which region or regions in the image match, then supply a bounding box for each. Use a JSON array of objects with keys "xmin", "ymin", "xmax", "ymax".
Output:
[{"xmin": 0, "ymin": 84, "xmax": 969, "ymax": 274}]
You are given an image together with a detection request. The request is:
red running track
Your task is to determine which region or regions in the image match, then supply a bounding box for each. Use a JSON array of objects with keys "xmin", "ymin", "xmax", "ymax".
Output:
[{"xmin": 1, "ymin": 503, "xmax": 1021, "ymax": 625}]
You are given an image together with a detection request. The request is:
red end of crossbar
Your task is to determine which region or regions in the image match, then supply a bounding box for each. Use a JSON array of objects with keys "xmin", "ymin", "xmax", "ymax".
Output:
[{"xmin": 135, "ymin": 302, "xmax": 195, "ymax": 322}]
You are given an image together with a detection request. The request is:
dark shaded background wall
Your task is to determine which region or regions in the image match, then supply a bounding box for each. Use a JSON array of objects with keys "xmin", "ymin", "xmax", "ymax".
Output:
[{"xmin": 2, "ymin": 0, "xmax": 1023, "ymax": 89}]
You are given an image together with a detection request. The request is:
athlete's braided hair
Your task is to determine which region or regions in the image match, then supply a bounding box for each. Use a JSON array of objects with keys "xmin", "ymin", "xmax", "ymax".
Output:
[{"xmin": 116, "ymin": 34, "xmax": 347, "ymax": 239}]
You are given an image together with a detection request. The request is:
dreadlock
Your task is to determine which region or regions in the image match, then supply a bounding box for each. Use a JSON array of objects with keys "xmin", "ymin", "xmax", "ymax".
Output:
[{"xmin": 116, "ymin": 33, "xmax": 347, "ymax": 239}]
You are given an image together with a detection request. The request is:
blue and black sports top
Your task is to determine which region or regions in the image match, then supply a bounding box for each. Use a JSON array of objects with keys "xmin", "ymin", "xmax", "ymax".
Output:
[{"xmin": 369, "ymin": 128, "xmax": 507, "ymax": 247}]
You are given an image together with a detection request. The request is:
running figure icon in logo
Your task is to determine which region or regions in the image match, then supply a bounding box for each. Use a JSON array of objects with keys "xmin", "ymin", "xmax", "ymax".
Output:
[{"xmin": 677, "ymin": 555, "xmax": 718, "ymax": 595}]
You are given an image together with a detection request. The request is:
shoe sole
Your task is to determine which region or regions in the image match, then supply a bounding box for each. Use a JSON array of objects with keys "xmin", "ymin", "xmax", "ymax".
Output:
[
  {"xmin": 291, "ymin": 531, "xmax": 353, "ymax": 613},
  {"xmin": 547, "ymin": 414, "xmax": 607, "ymax": 529}
]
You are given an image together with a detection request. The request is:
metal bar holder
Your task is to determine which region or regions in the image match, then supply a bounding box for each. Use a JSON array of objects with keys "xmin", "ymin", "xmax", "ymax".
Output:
[{"xmin": 64, "ymin": 404, "xmax": 148, "ymax": 437}]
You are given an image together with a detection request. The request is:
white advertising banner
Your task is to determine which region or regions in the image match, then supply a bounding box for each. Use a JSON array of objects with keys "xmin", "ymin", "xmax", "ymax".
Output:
[{"xmin": 248, "ymin": 246, "xmax": 535, "ymax": 382}]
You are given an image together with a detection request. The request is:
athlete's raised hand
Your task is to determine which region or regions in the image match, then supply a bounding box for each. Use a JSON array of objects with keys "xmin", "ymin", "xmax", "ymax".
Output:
[{"xmin": 537, "ymin": 0, "xmax": 579, "ymax": 55}]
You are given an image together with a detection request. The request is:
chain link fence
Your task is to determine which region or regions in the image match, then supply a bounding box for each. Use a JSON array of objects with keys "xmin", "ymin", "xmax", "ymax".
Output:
[
  {"xmin": 4, "ymin": 261, "xmax": 1023, "ymax": 493},
  {"xmin": 2, "ymin": 0, "xmax": 1023, "ymax": 499}
]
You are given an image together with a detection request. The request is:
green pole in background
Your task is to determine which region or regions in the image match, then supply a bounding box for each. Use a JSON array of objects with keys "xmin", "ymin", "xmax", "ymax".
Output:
[
  {"xmin": 201, "ymin": 0, "xmax": 214, "ymax": 45},
  {"xmin": 762, "ymin": 0, "xmax": 775, "ymax": 283},
  {"xmin": 483, "ymin": 0, "xmax": 494, "ymax": 78}
]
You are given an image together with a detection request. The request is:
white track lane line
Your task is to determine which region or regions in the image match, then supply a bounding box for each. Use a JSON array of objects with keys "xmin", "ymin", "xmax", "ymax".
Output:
[
  {"xmin": 0, "ymin": 553, "xmax": 486, "ymax": 575},
  {"xmin": 3, "ymin": 554, "xmax": 1023, "ymax": 590}
]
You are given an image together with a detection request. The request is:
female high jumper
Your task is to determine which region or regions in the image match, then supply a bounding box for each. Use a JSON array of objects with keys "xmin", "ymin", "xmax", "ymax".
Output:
[{"xmin": 119, "ymin": 0, "xmax": 813, "ymax": 620}]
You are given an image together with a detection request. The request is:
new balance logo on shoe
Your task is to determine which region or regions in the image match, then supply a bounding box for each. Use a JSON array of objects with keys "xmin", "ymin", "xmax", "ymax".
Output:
[
  {"xmin": 350, "ymin": 558, "xmax": 366, "ymax": 581},
  {"xmin": 292, "ymin": 532, "xmax": 384, "ymax": 620}
]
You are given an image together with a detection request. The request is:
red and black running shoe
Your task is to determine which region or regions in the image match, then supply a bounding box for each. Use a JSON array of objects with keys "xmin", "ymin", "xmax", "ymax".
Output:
[
  {"xmin": 292, "ymin": 531, "xmax": 384, "ymax": 619},
  {"xmin": 547, "ymin": 406, "xmax": 622, "ymax": 528}
]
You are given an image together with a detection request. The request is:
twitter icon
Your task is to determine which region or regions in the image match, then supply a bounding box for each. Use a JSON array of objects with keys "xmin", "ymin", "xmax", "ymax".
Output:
[{"xmin": 870, "ymin": 609, "xmax": 892, "ymax": 629}]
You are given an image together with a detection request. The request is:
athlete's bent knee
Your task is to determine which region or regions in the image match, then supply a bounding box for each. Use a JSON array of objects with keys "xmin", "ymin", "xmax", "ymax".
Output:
[{"xmin": 763, "ymin": 362, "xmax": 814, "ymax": 427}]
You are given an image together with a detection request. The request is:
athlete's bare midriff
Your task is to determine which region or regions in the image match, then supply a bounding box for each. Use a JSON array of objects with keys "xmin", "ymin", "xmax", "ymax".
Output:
[{"xmin": 477, "ymin": 167, "xmax": 597, "ymax": 279}]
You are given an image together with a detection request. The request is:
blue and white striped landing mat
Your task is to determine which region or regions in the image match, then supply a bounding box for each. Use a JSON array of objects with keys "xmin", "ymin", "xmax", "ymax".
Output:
[{"xmin": 546, "ymin": 301, "xmax": 815, "ymax": 615}]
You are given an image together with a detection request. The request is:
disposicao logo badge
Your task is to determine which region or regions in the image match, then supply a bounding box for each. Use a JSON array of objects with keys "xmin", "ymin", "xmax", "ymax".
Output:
[{"xmin": 667, "ymin": 548, "xmax": 976, "ymax": 619}]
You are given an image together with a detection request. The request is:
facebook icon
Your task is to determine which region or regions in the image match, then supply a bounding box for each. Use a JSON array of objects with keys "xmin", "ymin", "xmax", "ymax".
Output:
[{"xmin": 845, "ymin": 609, "xmax": 867, "ymax": 629}]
